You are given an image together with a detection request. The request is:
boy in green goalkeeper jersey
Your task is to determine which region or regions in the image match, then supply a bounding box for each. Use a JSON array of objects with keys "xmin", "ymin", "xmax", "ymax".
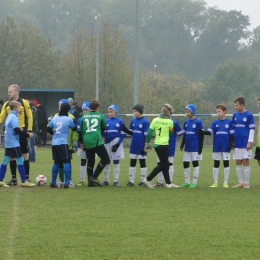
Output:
[
  {"xmin": 142, "ymin": 104, "xmax": 179, "ymax": 188},
  {"xmin": 79, "ymin": 99, "xmax": 109, "ymax": 186},
  {"xmin": 254, "ymin": 97, "xmax": 260, "ymax": 168}
]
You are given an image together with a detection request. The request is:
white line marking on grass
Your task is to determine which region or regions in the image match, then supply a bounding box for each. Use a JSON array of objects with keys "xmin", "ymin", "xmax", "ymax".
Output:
[{"xmin": 5, "ymin": 189, "xmax": 20, "ymax": 260}]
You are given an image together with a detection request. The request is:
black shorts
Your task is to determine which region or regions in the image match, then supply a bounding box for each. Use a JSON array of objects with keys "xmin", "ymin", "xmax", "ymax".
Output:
[
  {"xmin": 254, "ymin": 147, "xmax": 260, "ymax": 161},
  {"xmin": 52, "ymin": 144, "xmax": 70, "ymax": 162},
  {"xmin": 5, "ymin": 147, "xmax": 22, "ymax": 158},
  {"xmin": 20, "ymin": 136, "xmax": 28, "ymax": 154}
]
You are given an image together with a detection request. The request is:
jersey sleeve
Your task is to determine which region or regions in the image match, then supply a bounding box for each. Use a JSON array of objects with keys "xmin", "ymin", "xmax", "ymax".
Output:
[
  {"xmin": 144, "ymin": 119, "xmax": 150, "ymax": 136},
  {"xmin": 248, "ymin": 113, "xmax": 255, "ymax": 129},
  {"xmin": 23, "ymin": 99, "xmax": 33, "ymax": 131},
  {"xmin": 174, "ymin": 121, "xmax": 183, "ymax": 136},
  {"xmin": 0, "ymin": 102, "xmax": 8, "ymax": 124}
]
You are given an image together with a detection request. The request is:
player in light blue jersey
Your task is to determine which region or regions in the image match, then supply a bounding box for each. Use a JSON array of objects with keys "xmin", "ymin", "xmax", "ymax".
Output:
[
  {"xmin": 180, "ymin": 104, "xmax": 204, "ymax": 188},
  {"xmin": 47, "ymin": 102, "xmax": 77, "ymax": 188},
  {"xmin": 153, "ymin": 118, "xmax": 183, "ymax": 187},
  {"xmin": 126, "ymin": 103, "xmax": 150, "ymax": 186},
  {"xmin": 199, "ymin": 104, "xmax": 234, "ymax": 188},
  {"xmin": 231, "ymin": 97, "xmax": 255, "ymax": 189},
  {"xmin": 0, "ymin": 101, "xmax": 35, "ymax": 187},
  {"xmin": 102, "ymin": 105, "xmax": 132, "ymax": 186}
]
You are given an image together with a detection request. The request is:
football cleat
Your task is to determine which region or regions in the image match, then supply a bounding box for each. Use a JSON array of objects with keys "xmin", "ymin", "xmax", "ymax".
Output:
[
  {"xmin": 179, "ymin": 183, "xmax": 190, "ymax": 188},
  {"xmin": 7, "ymin": 179, "xmax": 17, "ymax": 186},
  {"xmin": 126, "ymin": 181, "xmax": 134, "ymax": 186},
  {"xmin": 142, "ymin": 179, "xmax": 154, "ymax": 188},
  {"xmin": 210, "ymin": 183, "xmax": 218, "ymax": 188},
  {"xmin": 166, "ymin": 183, "xmax": 179, "ymax": 188},
  {"xmin": 77, "ymin": 181, "xmax": 85, "ymax": 187},
  {"xmin": 188, "ymin": 183, "xmax": 197, "ymax": 188},
  {"xmin": 102, "ymin": 181, "xmax": 109, "ymax": 186},
  {"xmin": 152, "ymin": 182, "xmax": 164, "ymax": 187},
  {"xmin": 0, "ymin": 181, "xmax": 10, "ymax": 187},
  {"xmin": 20, "ymin": 181, "xmax": 36, "ymax": 187},
  {"xmin": 50, "ymin": 183, "xmax": 59, "ymax": 188},
  {"xmin": 223, "ymin": 183, "xmax": 229, "ymax": 188},
  {"xmin": 232, "ymin": 183, "xmax": 244, "ymax": 188}
]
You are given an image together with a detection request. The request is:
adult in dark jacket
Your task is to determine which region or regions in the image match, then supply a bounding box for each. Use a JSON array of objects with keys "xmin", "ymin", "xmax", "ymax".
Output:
[
  {"xmin": 33, "ymin": 99, "xmax": 48, "ymax": 146},
  {"xmin": 72, "ymin": 102, "xmax": 82, "ymax": 120}
]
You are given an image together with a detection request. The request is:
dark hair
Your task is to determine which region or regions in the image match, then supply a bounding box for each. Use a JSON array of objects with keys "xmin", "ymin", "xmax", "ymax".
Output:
[
  {"xmin": 90, "ymin": 99, "xmax": 100, "ymax": 110},
  {"xmin": 234, "ymin": 96, "xmax": 245, "ymax": 105},
  {"xmin": 215, "ymin": 104, "xmax": 227, "ymax": 112}
]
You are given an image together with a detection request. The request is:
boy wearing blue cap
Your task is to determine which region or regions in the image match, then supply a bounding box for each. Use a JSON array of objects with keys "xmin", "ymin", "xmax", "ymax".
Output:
[
  {"xmin": 127, "ymin": 103, "xmax": 150, "ymax": 186},
  {"xmin": 102, "ymin": 105, "xmax": 132, "ymax": 186},
  {"xmin": 180, "ymin": 104, "xmax": 204, "ymax": 188}
]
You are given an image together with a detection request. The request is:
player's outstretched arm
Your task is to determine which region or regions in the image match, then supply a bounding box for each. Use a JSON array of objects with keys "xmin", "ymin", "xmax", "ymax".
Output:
[
  {"xmin": 180, "ymin": 134, "xmax": 186, "ymax": 151},
  {"xmin": 47, "ymin": 126, "xmax": 54, "ymax": 136},
  {"xmin": 122, "ymin": 124, "xmax": 133, "ymax": 135}
]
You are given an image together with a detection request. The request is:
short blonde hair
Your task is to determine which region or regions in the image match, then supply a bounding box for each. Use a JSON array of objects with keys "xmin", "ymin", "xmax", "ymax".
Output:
[
  {"xmin": 162, "ymin": 103, "xmax": 174, "ymax": 113},
  {"xmin": 9, "ymin": 101, "xmax": 21, "ymax": 110},
  {"xmin": 8, "ymin": 84, "xmax": 20, "ymax": 92}
]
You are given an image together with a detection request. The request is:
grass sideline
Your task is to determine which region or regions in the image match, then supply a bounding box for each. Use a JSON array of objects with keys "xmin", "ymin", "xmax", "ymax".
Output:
[{"xmin": 1, "ymin": 146, "xmax": 260, "ymax": 260}]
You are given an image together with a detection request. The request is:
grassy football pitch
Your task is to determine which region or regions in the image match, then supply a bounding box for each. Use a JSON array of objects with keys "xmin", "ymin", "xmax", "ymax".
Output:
[{"xmin": 1, "ymin": 146, "xmax": 260, "ymax": 260}]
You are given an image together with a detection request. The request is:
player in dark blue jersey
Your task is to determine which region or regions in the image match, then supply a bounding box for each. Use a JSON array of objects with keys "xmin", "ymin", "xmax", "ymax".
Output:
[
  {"xmin": 126, "ymin": 104, "xmax": 150, "ymax": 186},
  {"xmin": 76, "ymin": 101, "xmax": 91, "ymax": 186},
  {"xmin": 231, "ymin": 97, "xmax": 255, "ymax": 189},
  {"xmin": 199, "ymin": 104, "xmax": 234, "ymax": 188},
  {"xmin": 102, "ymin": 105, "xmax": 132, "ymax": 186},
  {"xmin": 47, "ymin": 103, "xmax": 77, "ymax": 188},
  {"xmin": 153, "ymin": 118, "xmax": 183, "ymax": 187},
  {"xmin": 180, "ymin": 104, "xmax": 204, "ymax": 188}
]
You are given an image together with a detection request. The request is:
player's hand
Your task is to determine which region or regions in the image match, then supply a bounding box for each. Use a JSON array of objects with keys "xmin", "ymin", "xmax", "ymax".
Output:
[
  {"xmin": 80, "ymin": 143, "xmax": 84, "ymax": 149},
  {"xmin": 28, "ymin": 132, "xmax": 34, "ymax": 138},
  {"xmin": 111, "ymin": 144, "xmax": 120, "ymax": 152},
  {"xmin": 144, "ymin": 143, "xmax": 153, "ymax": 153},
  {"xmin": 180, "ymin": 146, "xmax": 183, "ymax": 151},
  {"xmin": 72, "ymin": 146, "xmax": 77, "ymax": 153},
  {"xmin": 246, "ymin": 142, "xmax": 252, "ymax": 151}
]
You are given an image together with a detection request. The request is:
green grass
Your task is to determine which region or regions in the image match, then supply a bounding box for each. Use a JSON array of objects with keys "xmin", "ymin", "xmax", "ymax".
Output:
[{"xmin": 1, "ymin": 146, "xmax": 260, "ymax": 260}]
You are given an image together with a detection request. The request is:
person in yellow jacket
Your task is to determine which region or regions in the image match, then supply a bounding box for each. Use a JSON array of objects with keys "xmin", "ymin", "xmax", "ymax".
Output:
[
  {"xmin": 0, "ymin": 84, "xmax": 33, "ymax": 185},
  {"xmin": 52, "ymin": 99, "xmax": 78, "ymax": 187}
]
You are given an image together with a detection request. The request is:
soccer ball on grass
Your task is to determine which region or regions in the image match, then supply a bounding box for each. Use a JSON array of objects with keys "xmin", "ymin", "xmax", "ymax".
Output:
[{"xmin": 36, "ymin": 175, "xmax": 47, "ymax": 186}]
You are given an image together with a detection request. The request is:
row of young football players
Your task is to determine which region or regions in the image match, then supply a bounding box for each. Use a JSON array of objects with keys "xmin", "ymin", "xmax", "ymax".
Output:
[{"xmin": 73, "ymin": 96, "xmax": 258, "ymax": 189}]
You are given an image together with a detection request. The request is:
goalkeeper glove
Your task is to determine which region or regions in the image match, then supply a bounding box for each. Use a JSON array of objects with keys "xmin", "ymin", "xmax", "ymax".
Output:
[
  {"xmin": 144, "ymin": 142, "xmax": 153, "ymax": 153},
  {"xmin": 111, "ymin": 143, "xmax": 120, "ymax": 152}
]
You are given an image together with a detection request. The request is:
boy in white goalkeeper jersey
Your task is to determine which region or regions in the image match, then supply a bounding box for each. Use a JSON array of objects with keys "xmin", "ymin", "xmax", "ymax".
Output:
[
  {"xmin": 199, "ymin": 104, "xmax": 234, "ymax": 188},
  {"xmin": 231, "ymin": 97, "xmax": 255, "ymax": 189}
]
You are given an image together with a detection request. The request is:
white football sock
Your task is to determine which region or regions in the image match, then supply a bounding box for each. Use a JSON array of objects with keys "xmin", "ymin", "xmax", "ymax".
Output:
[
  {"xmin": 244, "ymin": 166, "xmax": 250, "ymax": 184},
  {"xmin": 114, "ymin": 164, "xmax": 120, "ymax": 182},
  {"xmin": 169, "ymin": 157, "xmax": 174, "ymax": 182},
  {"xmin": 157, "ymin": 172, "xmax": 163, "ymax": 184},
  {"xmin": 184, "ymin": 167, "xmax": 190, "ymax": 184},
  {"xmin": 80, "ymin": 165, "xmax": 86, "ymax": 181},
  {"xmin": 104, "ymin": 164, "xmax": 110, "ymax": 182},
  {"xmin": 236, "ymin": 165, "xmax": 244, "ymax": 183},
  {"xmin": 140, "ymin": 167, "xmax": 147, "ymax": 181},
  {"xmin": 129, "ymin": 167, "xmax": 136, "ymax": 183},
  {"xmin": 213, "ymin": 167, "xmax": 219, "ymax": 184},
  {"xmin": 192, "ymin": 166, "xmax": 200, "ymax": 184},
  {"xmin": 224, "ymin": 167, "xmax": 230, "ymax": 184}
]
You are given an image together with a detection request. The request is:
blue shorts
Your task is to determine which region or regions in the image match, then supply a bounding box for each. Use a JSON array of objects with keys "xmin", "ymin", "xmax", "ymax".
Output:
[
  {"xmin": 5, "ymin": 147, "xmax": 22, "ymax": 158},
  {"xmin": 52, "ymin": 144, "xmax": 70, "ymax": 162}
]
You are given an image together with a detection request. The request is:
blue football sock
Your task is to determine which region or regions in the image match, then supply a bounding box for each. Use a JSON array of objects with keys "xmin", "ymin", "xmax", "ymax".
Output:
[
  {"xmin": 0, "ymin": 164, "xmax": 7, "ymax": 181},
  {"xmin": 18, "ymin": 165, "xmax": 26, "ymax": 183},
  {"xmin": 64, "ymin": 163, "xmax": 71, "ymax": 186},
  {"xmin": 52, "ymin": 164, "xmax": 59, "ymax": 184}
]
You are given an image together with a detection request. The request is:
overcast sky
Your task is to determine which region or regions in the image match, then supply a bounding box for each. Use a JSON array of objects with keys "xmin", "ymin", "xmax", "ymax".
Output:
[{"xmin": 205, "ymin": 0, "xmax": 260, "ymax": 30}]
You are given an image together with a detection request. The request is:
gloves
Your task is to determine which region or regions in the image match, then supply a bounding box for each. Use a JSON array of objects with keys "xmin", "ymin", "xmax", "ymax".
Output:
[
  {"xmin": 144, "ymin": 142, "xmax": 153, "ymax": 153},
  {"xmin": 111, "ymin": 143, "xmax": 120, "ymax": 152},
  {"xmin": 72, "ymin": 146, "xmax": 77, "ymax": 153}
]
